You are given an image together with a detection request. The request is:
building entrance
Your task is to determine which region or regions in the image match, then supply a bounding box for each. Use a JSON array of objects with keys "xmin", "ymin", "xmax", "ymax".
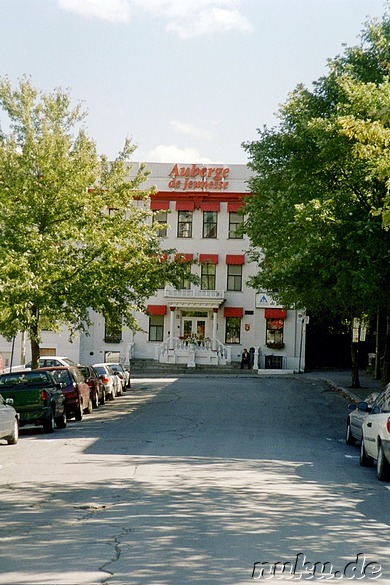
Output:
[{"xmin": 181, "ymin": 311, "xmax": 209, "ymax": 340}]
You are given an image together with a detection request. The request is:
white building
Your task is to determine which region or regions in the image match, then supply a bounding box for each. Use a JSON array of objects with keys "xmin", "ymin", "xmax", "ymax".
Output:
[{"xmin": 0, "ymin": 162, "xmax": 306, "ymax": 373}]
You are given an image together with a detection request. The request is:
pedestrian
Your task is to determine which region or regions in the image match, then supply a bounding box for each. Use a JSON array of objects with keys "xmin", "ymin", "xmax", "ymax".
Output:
[{"xmin": 241, "ymin": 348, "xmax": 250, "ymax": 369}]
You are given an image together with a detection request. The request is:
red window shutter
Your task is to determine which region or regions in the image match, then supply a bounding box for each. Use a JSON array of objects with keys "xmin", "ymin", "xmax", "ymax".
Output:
[
  {"xmin": 264, "ymin": 308, "xmax": 287, "ymax": 319},
  {"xmin": 176, "ymin": 200, "xmax": 195, "ymax": 211},
  {"xmin": 224, "ymin": 307, "xmax": 243, "ymax": 318},
  {"xmin": 150, "ymin": 200, "xmax": 169, "ymax": 210},
  {"xmin": 147, "ymin": 305, "xmax": 167, "ymax": 316},
  {"xmin": 199, "ymin": 254, "xmax": 218, "ymax": 264},
  {"xmin": 225, "ymin": 254, "xmax": 245, "ymax": 265}
]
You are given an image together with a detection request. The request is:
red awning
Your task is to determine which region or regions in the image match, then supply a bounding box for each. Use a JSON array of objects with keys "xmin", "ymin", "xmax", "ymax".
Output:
[
  {"xmin": 150, "ymin": 200, "xmax": 169, "ymax": 211},
  {"xmin": 265, "ymin": 308, "xmax": 287, "ymax": 319},
  {"xmin": 199, "ymin": 254, "xmax": 218, "ymax": 264},
  {"xmin": 175, "ymin": 253, "xmax": 193, "ymax": 262},
  {"xmin": 225, "ymin": 254, "xmax": 245, "ymax": 265},
  {"xmin": 147, "ymin": 305, "xmax": 167, "ymax": 316},
  {"xmin": 176, "ymin": 200, "xmax": 195, "ymax": 211},
  {"xmin": 227, "ymin": 201, "xmax": 244, "ymax": 212},
  {"xmin": 200, "ymin": 202, "xmax": 220, "ymax": 212},
  {"xmin": 224, "ymin": 307, "xmax": 243, "ymax": 318}
]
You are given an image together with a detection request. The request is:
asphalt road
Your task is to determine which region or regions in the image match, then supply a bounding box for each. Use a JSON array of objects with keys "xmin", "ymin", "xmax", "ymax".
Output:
[{"xmin": 0, "ymin": 376, "xmax": 389, "ymax": 584}]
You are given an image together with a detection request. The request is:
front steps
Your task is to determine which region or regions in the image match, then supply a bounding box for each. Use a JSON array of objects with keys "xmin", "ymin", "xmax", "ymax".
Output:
[{"xmin": 129, "ymin": 358, "xmax": 293, "ymax": 377}]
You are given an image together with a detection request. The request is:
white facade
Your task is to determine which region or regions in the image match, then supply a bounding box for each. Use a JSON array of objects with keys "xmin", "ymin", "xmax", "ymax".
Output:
[
  {"xmin": 81, "ymin": 162, "xmax": 306, "ymax": 372},
  {"xmin": 0, "ymin": 162, "xmax": 306, "ymax": 373}
]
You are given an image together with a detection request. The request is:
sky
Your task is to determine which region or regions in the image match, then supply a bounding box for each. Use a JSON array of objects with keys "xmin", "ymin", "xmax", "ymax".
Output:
[{"xmin": 0, "ymin": 0, "xmax": 387, "ymax": 165}]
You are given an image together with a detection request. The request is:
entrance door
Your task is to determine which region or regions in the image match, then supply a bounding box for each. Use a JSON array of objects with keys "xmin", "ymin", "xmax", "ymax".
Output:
[{"xmin": 182, "ymin": 318, "xmax": 206, "ymax": 340}]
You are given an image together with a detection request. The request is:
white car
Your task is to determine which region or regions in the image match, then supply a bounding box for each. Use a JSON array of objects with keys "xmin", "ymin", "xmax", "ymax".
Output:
[
  {"xmin": 3, "ymin": 356, "xmax": 78, "ymax": 373},
  {"xmin": 108, "ymin": 363, "xmax": 130, "ymax": 391},
  {"xmin": 0, "ymin": 394, "xmax": 19, "ymax": 445},
  {"xmin": 92, "ymin": 363, "xmax": 122, "ymax": 400},
  {"xmin": 360, "ymin": 383, "xmax": 390, "ymax": 481}
]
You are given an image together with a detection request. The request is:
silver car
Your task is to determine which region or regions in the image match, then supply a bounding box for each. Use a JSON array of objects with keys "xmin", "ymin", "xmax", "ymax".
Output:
[
  {"xmin": 0, "ymin": 394, "xmax": 19, "ymax": 445},
  {"xmin": 346, "ymin": 392, "xmax": 379, "ymax": 445}
]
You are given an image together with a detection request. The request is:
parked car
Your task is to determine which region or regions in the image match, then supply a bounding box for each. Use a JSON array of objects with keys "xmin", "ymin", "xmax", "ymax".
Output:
[
  {"xmin": 346, "ymin": 392, "xmax": 380, "ymax": 445},
  {"xmin": 0, "ymin": 394, "xmax": 19, "ymax": 444},
  {"xmin": 79, "ymin": 365, "xmax": 106, "ymax": 407},
  {"xmin": 0, "ymin": 370, "xmax": 67, "ymax": 433},
  {"xmin": 93, "ymin": 363, "xmax": 122, "ymax": 400},
  {"xmin": 108, "ymin": 363, "xmax": 130, "ymax": 391},
  {"xmin": 360, "ymin": 383, "xmax": 390, "ymax": 481},
  {"xmin": 40, "ymin": 366, "xmax": 92, "ymax": 421},
  {"xmin": 3, "ymin": 356, "xmax": 78, "ymax": 374}
]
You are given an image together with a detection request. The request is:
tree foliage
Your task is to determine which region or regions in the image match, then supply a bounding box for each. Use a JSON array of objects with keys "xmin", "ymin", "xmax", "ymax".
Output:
[
  {"xmin": 243, "ymin": 11, "xmax": 390, "ymax": 384},
  {"xmin": 0, "ymin": 77, "xmax": 193, "ymax": 365}
]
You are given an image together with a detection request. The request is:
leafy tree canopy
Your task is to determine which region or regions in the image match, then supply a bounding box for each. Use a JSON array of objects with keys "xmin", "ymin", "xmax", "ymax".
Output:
[
  {"xmin": 0, "ymin": 77, "xmax": 194, "ymax": 363},
  {"xmin": 243, "ymin": 10, "xmax": 390, "ymax": 322}
]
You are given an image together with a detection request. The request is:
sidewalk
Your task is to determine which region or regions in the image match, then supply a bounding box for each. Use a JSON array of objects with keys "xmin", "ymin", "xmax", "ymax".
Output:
[
  {"xmin": 131, "ymin": 365, "xmax": 384, "ymax": 404},
  {"xmin": 304, "ymin": 368, "xmax": 384, "ymax": 403}
]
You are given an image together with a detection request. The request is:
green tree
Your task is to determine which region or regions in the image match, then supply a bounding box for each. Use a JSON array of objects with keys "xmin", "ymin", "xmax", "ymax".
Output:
[
  {"xmin": 243, "ymin": 11, "xmax": 390, "ymax": 387},
  {"xmin": 0, "ymin": 77, "xmax": 193, "ymax": 368}
]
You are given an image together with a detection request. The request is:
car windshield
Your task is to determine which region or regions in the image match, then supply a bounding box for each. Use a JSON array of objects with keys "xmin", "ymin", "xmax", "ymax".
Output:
[
  {"xmin": 94, "ymin": 366, "xmax": 106, "ymax": 376},
  {"xmin": 110, "ymin": 364, "xmax": 122, "ymax": 373}
]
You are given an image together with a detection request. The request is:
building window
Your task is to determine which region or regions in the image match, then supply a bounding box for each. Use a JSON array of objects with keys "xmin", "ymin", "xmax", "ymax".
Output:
[
  {"xmin": 149, "ymin": 315, "xmax": 164, "ymax": 341},
  {"xmin": 178, "ymin": 270, "xmax": 192, "ymax": 290},
  {"xmin": 227, "ymin": 264, "xmax": 242, "ymax": 291},
  {"xmin": 177, "ymin": 211, "xmax": 192, "ymax": 238},
  {"xmin": 104, "ymin": 316, "xmax": 122, "ymax": 343},
  {"xmin": 225, "ymin": 317, "xmax": 241, "ymax": 344},
  {"xmin": 228, "ymin": 212, "xmax": 244, "ymax": 239},
  {"xmin": 203, "ymin": 211, "xmax": 217, "ymax": 238},
  {"xmin": 153, "ymin": 210, "xmax": 168, "ymax": 237},
  {"xmin": 266, "ymin": 318, "xmax": 285, "ymax": 349},
  {"xmin": 201, "ymin": 262, "xmax": 216, "ymax": 290}
]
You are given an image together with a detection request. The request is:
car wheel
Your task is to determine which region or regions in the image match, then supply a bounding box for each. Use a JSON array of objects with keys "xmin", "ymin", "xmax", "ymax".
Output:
[
  {"xmin": 93, "ymin": 391, "xmax": 99, "ymax": 409},
  {"xmin": 75, "ymin": 402, "xmax": 83, "ymax": 421},
  {"xmin": 85, "ymin": 398, "xmax": 93, "ymax": 414},
  {"xmin": 43, "ymin": 409, "xmax": 55, "ymax": 433},
  {"xmin": 55, "ymin": 409, "xmax": 67, "ymax": 429},
  {"xmin": 377, "ymin": 443, "xmax": 390, "ymax": 481},
  {"xmin": 99, "ymin": 389, "xmax": 106, "ymax": 406},
  {"xmin": 360, "ymin": 438, "xmax": 373, "ymax": 467},
  {"xmin": 7, "ymin": 418, "xmax": 19, "ymax": 444},
  {"xmin": 346, "ymin": 420, "xmax": 355, "ymax": 445}
]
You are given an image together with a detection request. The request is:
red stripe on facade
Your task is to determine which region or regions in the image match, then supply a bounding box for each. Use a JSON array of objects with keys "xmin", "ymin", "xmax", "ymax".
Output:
[
  {"xmin": 264, "ymin": 308, "xmax": 287, "ymax": 319},
  {"xmin": 227, "ymin": 201, "xmax": 244, "ymax": 212},
  {"xmin": 176, "ymin": 200, "xmax": 195, "ymax": 211},
  {"xmin": 224, "ymin": 307, "xmax": 244, "ymax": 318},
  {"xmin": 147, "ymin": 305, "xmax": 167, "ymax": 316},
  {"xmin": 200, "ymin": 202, "xmax": 220, "ymax": 212},
  {"xmin": 150, "ymin": 200, "xmax": 170, "ymax": 210},
  {"xmin": 175, "ymin": 253, "xmax": 194, "ymax": 261},
  {"xmin": 199, "ymin": 254, "xmax": 218, "ymax": 264},
  {"xmin": 226, "ymin": 254, "xmax": 245, "ymax": 265}
]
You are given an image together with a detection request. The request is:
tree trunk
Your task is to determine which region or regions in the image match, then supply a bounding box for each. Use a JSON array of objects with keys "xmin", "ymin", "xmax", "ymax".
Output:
[
  {"xmin": 351, "ymin": 341, "xmax": 360, "ymax": 388},
  {"xmin": 381, "ymin": 311, "xmax": 390, "ymax": 387},
  {"xmin": 30, "ymin": 305, "xmax": 40, "ymax": 370}
]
